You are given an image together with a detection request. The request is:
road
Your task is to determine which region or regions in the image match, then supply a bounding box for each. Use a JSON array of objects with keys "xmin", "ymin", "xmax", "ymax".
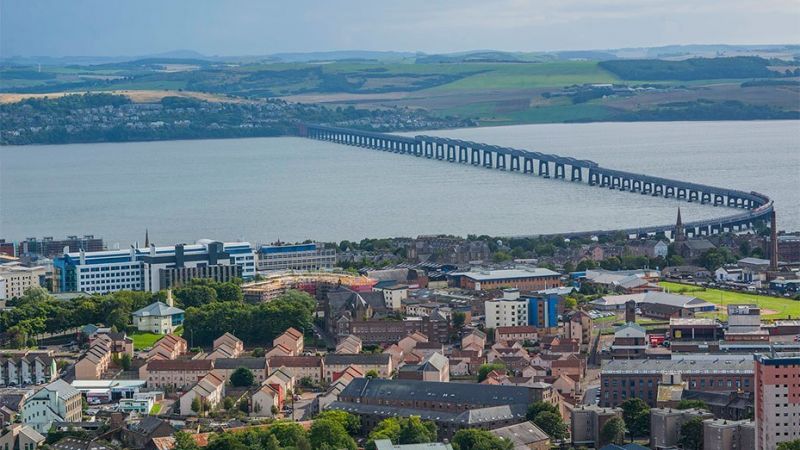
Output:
[{"xmin": 582, "ymin": 386, "xmax": 600, "ymax": 405}]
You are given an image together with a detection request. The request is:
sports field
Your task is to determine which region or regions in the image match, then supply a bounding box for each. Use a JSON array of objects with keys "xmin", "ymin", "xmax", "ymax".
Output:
[{"xmin": 660, "ymin": 281, "xmax": 800, "ymax": 320}]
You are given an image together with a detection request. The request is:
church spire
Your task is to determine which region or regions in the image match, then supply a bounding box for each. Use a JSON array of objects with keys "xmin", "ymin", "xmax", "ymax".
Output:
[
  {"xmin": 674, "ymin": 208, "xmax": 686, "ymax": 242},
  {"xmin": 144, "ymin": 228, "xmax": 149, "ymax": 247}
]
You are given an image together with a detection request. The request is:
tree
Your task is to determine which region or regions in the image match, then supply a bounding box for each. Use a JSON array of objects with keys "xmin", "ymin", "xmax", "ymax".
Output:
[
  {"xmin": 398, "ymin": 416, "xmax": 437, "ymax": 445},
  {"xmin": 477, "ymin": 362, "xmax": 505, "ymax": 382},
  {"xmin": 120, "ymin": 353, "xmax": 132, "ymax": 371},
  {"xmin": 620, "ymin": 398, "xmax": 650, "ymax": 438},
  {"xmin": 173, "ymin": 431, "xmax": 200, "ymax": 450},
  {"xmin": 677, "ymin": 399, "xmax": 708, "ymax": 410},
  {"xmin": 451, "ymin": 429, "xmax": 513, "ymax": 450},
  {"xmin": 230, "ymin": 367, "xmax": 255, "ymax": 387},
  {"xmin": 777, "ymin": 440, "xmax": 800, "ymax": 450},
  {"xmin": 526, "ymin": 401, "xmax": 559, "ymax": 421},
  {"xmin": 564, "ymin": 297, "xmax": 577, "ymax": 310},
  {"xmin": 599, "ymin": 417, "xmax": 626, "ymax": 446},
  {"xmin": 452, "ymin": 311, "xmax": 466, "ymax": 330},
  {"xmin": 532, "ymin": 411, "xmax": 568, "ymax": 441},
  {"xmin": 175, "ymin": 285, "xmax": 218, "ymax": 308},
  {"xmin": 678, "ymin": 416, "xmax": 704, "ymax": 450},
  {"xmin": 268, "ymin": 421, "xmax": 311, "ymax": 449},
  {"xmin": 317, "ymin": 410, "xmax": 360, "ymax": 436},
  {"xmin": 366, "ymin": 369, "xmax": 379, "ymax": 378},
  {"xmin": 251, "ymin": 347, "xmax": 265, "ymax": 357},
  {"xmin": 206, "ymin": 433, "xmax": 249, "ymax": 450},
  {"xmin": 223, "ymin": 397, "xmax": 234, "ymax": 410},
  {"xmin": 309, "ymin": 418, "xmax": 357, "ymax": 450},
  {"xmin": 190, "ymin": 396, "xmax": 201, "ymax": 415}
]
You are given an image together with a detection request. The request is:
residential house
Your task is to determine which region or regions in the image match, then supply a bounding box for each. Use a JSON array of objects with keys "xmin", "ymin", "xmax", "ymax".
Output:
[
  {"xmin": 313, "ymin": 365, "xmax": 363, "ymax": 414},
  {"xmin": 0, "ymin": 353, "xmax": 58, "ymax": 386},
  {"xmin": 211, "ymin": 358, "xmax": 269, "ymax": 384},
  {"xmin": 89, "ymin": 331, "xmax": 133, "ymax": 357},
  {"xmin": 120, "ymin": 416, "xmax": 175, "ymax": 450},
  {"xmin": 273, "ymin": 328, "xmax": 304, "ymax": 356},
  {"xmin": 131, "ymin": 296, "xmax": 184, "ymax": 335},
  {"xmin": 147, "ymin": 334, "xmax": 187, "ymax": 361},
  {"xmin": 323, "ymin": 354, "xmax": 393, "ymax": 382},
  {"xmin": 178, "ymin": 373, "xmax": 225, "ymax": 416},
  {"xmin": 335, "ymin": 335, "xmax": 362, "ymax": 354},
  {"xmin": 250, "ymin": 383, "xmax": 282, "ymax": 418},
  {"xmin": 0, "ymin": 424, "xmax": 45, "ymax": 450},
  {"xmin": 397, "ymin": 352, "xmax": 450, "ymax": 382},
  {"xmin": 571, "ymin": 405, "xmax": 623, "ymax": 448},
  {"xmin": 267, "ymin": 356, "xmax": 324, "ymax": 383},
  {"xmin": 610, "ymin": 323, "xmax": 648, "ymax": 360},
  {"xmin": 551, "ymin": 354, "xmax": 586, "ymax": 381},
  {"xmin": 21, "ymin": 379, "xmax": 82, "ymax": 434},
  {"xmin": 139, "ymin": 359, "xmax": 213, "ymax": 390},
  {"xmin": 398, "ymin": 331, "xmax": 429, "ymax": 354},
  {"xmin": 461, "ymin": 329, "xmax": 486, "ymax": 354},
  {"xmin": 74, "ymin": 334, "xmax": 112, "ymax": 380},
  {"xmin": 208, "ymin": 332, "xmax": 244, "ymax": 359},
  {"xmin": 496, "ymin": 326, "xmax": 538, "ymax": 343},
  {"xmin": 265, "ymin": 344, "xmax": 294, "ymax": 358}
]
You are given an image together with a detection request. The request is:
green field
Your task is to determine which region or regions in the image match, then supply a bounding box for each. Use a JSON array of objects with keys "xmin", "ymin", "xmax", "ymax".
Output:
[
  {"xmin": 131, "ymin": 331, "xmax": 163, "ymax": 350},
  {"xmin": 660, "ymin": 281, "xmax": 800, "ymax": 320}
]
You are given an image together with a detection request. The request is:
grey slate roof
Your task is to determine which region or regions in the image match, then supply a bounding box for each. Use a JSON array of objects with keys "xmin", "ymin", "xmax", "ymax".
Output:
[
  {"xmin": 328, "ymin": 400, "xmax": 528, "ymax": 425},
  {"xmin": 324, "ymin": 353, "xmax": 391, "ymax": 366},
  {"xmin": 602, "ymin": 356, "xmax": 753, "ymax": 374},
  {"xmin": 338, "ymin": 377, "xmax": 531, "ymax": 406},
  {"xmin": 213, "ymin": 357, "xmax": 267, "ymax": 370},
  {"xmin": 490, "ymin": 421, "xmax": 550, "ymax": 449},
  {"xmin": 132, "ymin": 301, "xmax": 184, "ymax": 317}
]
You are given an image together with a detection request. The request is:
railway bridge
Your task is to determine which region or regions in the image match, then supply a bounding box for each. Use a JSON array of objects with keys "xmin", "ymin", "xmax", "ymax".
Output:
[{"xmin": 301, "ymin": 124, "xmax": 774, "ymax": 239}]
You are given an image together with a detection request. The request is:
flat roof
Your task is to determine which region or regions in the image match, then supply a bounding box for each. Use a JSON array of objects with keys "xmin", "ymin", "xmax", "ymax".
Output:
[
  {"xmin": 452, "ymin": 268, "xmax": 560, "ymax": 281},
  {"xmin": 602, "ymin": 357, "xmax": 753, "ymax": 374}
]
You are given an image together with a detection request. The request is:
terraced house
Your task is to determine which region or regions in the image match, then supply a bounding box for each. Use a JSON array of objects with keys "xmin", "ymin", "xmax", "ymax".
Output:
[{"xmin": 0, "ymin": 352, "xmax": 57, "ymax": 386}]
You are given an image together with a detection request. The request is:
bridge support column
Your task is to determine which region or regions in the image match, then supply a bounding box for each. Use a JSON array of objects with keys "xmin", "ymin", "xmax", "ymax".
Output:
[
  {"xmin": 728, "ymin": 197, "xmax": 738, "ymax": 207},
  {"xmin": 471, "ymin": 148, "xmax": 480, "ymax": 165},
  {"xmin": 554, "ymin": 163, "xmax": 565, "ymax": 179},
  {"xmin": 539, "ymin": 160, "xmax": 550, "ymax": 178},
  {"xmin": 588, "ymin": 170, "xmax": 598, "ymax": 186},
  {"xmin": 665, "ymin": 186, "xmax": 675, "ymax": 198},
  {"xmin": 458, "ymin": 146, "xmax": 468, "ymax": 163},
  {"xmin": 483, "ymin": 150, "xmax": 493, "ymax": 168},
  {"xmin": 611, "ymin": 177, "xmax": 621, "ymax": 190},
  {"xmin": 714, "ymin": 195, "xmax": 724, "ymax": 206},
  {"xmin": 571, "ymin": 166, "xmax": 582, "ymax": 182},
  {"xmin": 621, "ymin": 178, "xmax": 632, "ymax": 191},
  {"xmin": 510, "ymin": 156, "xmax": 520, "ymax": 171},
  {"xmin": 689, "ymin": 191, "xmax": 699, "ymax": 202},
  {"xmin": 496, "ymin": 154, "xmax": 506, "ymax": 170},
  {"xmin": 524, "ymin": 158, "xmax": 534, "ymax": 174},
  {"xmin": 424, "ymin": 142, "xmax": 434, "ymax": 158},
  {"xmin": 447, "ymin": 145, "xmax": 456, "ymax": 162},
  {"xmin": 701, "ymin": 193, "xmax": 711, "ymax": 204},
  {"xmin": 677, "ymin": 188, "xmax": 687, "ymax": 200},
  {"xmin": 435, "ymin": 144, "xmax": 444, "ymax": 160},
  {"xmin": 600, "ymin": 175, "xmax": 610, "ymax": 187}
]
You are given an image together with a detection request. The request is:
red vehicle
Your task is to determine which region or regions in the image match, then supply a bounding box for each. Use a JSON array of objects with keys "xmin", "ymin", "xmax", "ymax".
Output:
[{"xmin": 649, "ymin": 334, "xmax": 666, "ymax": 347}]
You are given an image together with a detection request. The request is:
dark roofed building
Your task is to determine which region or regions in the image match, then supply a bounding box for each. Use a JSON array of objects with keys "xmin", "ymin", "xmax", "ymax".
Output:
[
  {"xmin": 120, "ymin": 416, "xmax": 175, "ymax": 449},
  {"xmin": 327, "ymin": 378, "xmax": 539, "ymax": 438}
]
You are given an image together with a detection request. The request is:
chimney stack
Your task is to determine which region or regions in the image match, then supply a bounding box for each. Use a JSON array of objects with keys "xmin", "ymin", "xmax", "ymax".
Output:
[{"xmin": 166, "ymin": 289, "xmax": 174, "ymax": 307}]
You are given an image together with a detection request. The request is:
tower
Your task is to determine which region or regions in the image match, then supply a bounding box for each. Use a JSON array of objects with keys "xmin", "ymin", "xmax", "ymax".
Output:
[
  {"xmin": 674, "ymin": 208, "xmax": 686, "ymax": 242},
  {"xmin": 144, "ymin": 229, "xmax": 149, "ymax": 248}
]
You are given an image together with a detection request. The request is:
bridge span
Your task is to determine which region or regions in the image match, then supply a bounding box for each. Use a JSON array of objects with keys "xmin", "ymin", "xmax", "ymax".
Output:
[{"xmin": 301, "ymin": 124, "xmax": 774, "ymax": 239}]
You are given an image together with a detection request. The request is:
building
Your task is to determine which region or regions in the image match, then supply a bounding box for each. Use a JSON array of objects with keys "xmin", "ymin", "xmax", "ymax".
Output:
[
  {"xmin": 323, "ymin": 354, "xmax": 393, "ymax": 382},
  {"xmin": 74, "ymin": 334, "xmax": 112, "ymax": 380},
  {"xmin": 256, "ymin": 242, "xmax": 335, "ymax": 272},
  {"xmin": 754, "ymin": 352, "xmax": 800, "ymax": 450},
  {"xmin": 650, "ymin": 408, "xmax": 714, "ymax": 450},
  {"xmin": 267, "ymin": 356, "xmax": 324, "ymax": 383},
  {"xmin": 131, "ymin": 294, "xmax": 184, "ymax": 335},
  {"xmin": 139, "ymin": 359, "xmax": 213, "ymax": 390},
  {"xmin": 18, "ymin": 236, "xmax": 103, "ymax": 259},
  {"xmin": 397, "ymin": 352, "xmax": 449, "ymax": 383},
  {"xmin": 485, "ymin": 289, "xmax": 529, "ymax": 329},
  {"xmin": 600, "ymin": 356, "xmax": 754, "ymax": 407},
  {"xmin": 373, "ymin": 283, "xmax": 408, "ymax": 311},
  {"xmin": 328, "ymin": 378, "xmax": 538, "ymax": 439},
  {"xmin": 583, "ymin": 268, "xmax": 662, "ymax": 294},
  {"xmin": 450, "ymin": 268, "xmax": 561, "ymax": 292},
  {"xmin": 0, "ymin": 424, "xmax": 45, "ymax": 450},
  {"xmin": 610, "ymin": 323, "xmax": 648, "ymax": 359},
  {"xmin": 777, "ymin": 234, "xmax": 800, "ymax": 262},
  {"xmin": 496, "ymin": 326, "xmax": 538, "ymax": 343},
  {"xmin": 0, "ymin": 263, "xmax": 46, "ymax": 300},
  {"xmin": 490, "ymin": 421, "xmax": 551, "ymax": 450},
  {"xmin": 727, "ymin": 305, "xmax": 762, "ymax": 334},
  {"xmin": 528, "ymin": 294, "xmax": 560, "ymax": 329},
  {"xmin": 564, "ymin": 311, "xmax": 593, "ymax": 351},
  {"xmin": 703, "ymin": 418, "xmax": 755, "ymax": 450},
  {"xmin": 571, "ymin": 405, "xmax": 623, "ymax": 448},
  {"xmin": 670, "ymin": 317, "xmax": 723, "ymax": 341},
  {"xmin": 54, "ymin": 240, "xmax": 255, "ymax": 294},
  {"xmin": 120, "ymin": 416, "xmax": 175, "ymax": 450},
  {"xmin": 179, "ymin": 372, "xmax": 225, "ymax": 416},
  {"xmin": 374, "ymin": 440, "xmax": 453, "ymax": 450},
  {"xmin": 210, "ymin": 332, "xmax": 244, "ymax": 359},
  {"xmin": 590, "ymin": 291, "xmax": 715, "ymax": 312},
  {"xmin": 348, "ymin": 317, "xmax": 450, "ymax": 345},
  {"xmin": 272, "ymin": 328, "xmax": 304, "ymax": 356},
  {"xmin": 251, "ymin": 383, "xmax": 282, "ymax": 418},
  {"xmin": 0, "ymin": 353, "xmax": 58, "ymax": 386},
  {"xmin": 212, "ymin": 358, "xmax": 269, "ymax": 384},
  {"xmin": 147, "ymin": 334, "xmax": 187, "ymax": 361},
  {"xmin": 335, "ymin": 335, "xmax": 362, "ymax": 354},
  {"xmin": 21, "ymin": 379, "xmax": 82, "ymax": 434}
]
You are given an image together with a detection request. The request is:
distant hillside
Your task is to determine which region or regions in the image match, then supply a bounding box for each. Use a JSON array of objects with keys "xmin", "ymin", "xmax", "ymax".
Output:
[{"xmin": 599, "ymin": 56, "xmax": 789, "ymax": 81}]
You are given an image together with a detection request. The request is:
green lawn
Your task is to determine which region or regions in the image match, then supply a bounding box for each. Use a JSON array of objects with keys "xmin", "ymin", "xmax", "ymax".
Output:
[
  {"xmin": 131, "ymin": 331, "xmax": 163, "ymax": 350},
  {"xmin": 150, "ymin": 403, "xmax": 162, "ymax": 415},
  {"xmin": 660, "ymin": 281, "xmax": 800, "ymax": 320}
]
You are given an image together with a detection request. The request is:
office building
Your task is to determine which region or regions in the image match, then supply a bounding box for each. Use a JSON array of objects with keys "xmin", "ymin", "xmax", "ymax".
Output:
[
  {"xmin": 257, "ymin": 242, "xmax": 335, "ymax": 272},
  {"xmin": 0, "ymin": 263, "xmax": 46, "ymax": 300},
  {"xmin": 754, "ymin": 352, "xmax": 800, "ymax": 450},
  {"xmin": 650, "ymin": 408, "xmax": 714, "ymax": 450},
  {"xmin": 54, "ymin": 239, "xmax": 255, "ymax": 294},
  {"xmin": 485, "ymin": 289, "xmax": 528, "ymax": 329},
  {"xmin": 19, "ymin": 235, "xmax": 104, "ymax": 258},
  {"xmin": 21, "ymin": 379, "xmax": 82, "ymax": 434},
  {"xmin": 571, "ymin": 405, "xmax": 623, "ymax": 448},
  {"xmin": 703, "ymin": 419, "xmax": 755, "ymax": 450},
  {"xmin": 450, "ymin": 268, "xmax": 561, "ymax": 291}
]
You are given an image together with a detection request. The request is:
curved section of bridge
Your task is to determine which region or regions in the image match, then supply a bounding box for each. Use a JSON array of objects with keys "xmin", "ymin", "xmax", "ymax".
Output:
[{"xmin": 301, "ymin": 124, "xmax": 774, "ymax": 238}]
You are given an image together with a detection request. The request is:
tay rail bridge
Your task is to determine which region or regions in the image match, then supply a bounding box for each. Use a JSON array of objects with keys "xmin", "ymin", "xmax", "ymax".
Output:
[{"xmin": 300, "ymin": 124, "xmax": 774, "ymax": 239}]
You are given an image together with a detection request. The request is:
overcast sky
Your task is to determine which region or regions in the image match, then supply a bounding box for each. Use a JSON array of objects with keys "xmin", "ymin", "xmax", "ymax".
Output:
[{"xmin": 2, "ymin": 0, "xmax": 799, "ymax": 57}]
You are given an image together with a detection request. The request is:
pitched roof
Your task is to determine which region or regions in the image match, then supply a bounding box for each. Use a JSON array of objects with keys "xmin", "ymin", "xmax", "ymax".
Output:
[
  {"xmin": 45, "ymin": 379, "xmax": 80, "ymax": 401},
  {"xmin": 132, "ymin": 301, "xmax": 184, "ymax": 317},
  {"xmin": 268, "ymin": 356, "xmax": 323, "ymax": 368},
  {"xmin": 146, "ymin": 359, "xmax": 213, "ymax": 372},
  {"xmin": 490, "ymin": 421, "xmax": 550, "ymax": 449},
  {"xmin": 324, "ymin": 353, "xmax": 391, "ymax": 366},
  {"xmin": 213, "ymin": 358, "xmax": 267, "ymax": 370}
]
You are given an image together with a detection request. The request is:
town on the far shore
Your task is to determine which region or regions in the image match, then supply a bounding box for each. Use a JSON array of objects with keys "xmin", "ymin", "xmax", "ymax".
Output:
[{"xmin": 1, "ymin": 208, "xmax": 800, "ymax": 450}]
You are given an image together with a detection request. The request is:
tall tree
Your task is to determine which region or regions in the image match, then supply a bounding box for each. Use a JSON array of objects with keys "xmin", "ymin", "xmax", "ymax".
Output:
[
  {"xmin": 599, "ymin": 417, "xmax": 626, "ymax": 446},
  {"xmin": 526, "ymin": 401, "xmax": 560, "ymax": 421},
  {"xmin": 230, "ymin": 367, "xmax": 255, "ymax": 387},
  {"xmin": 678, "ymin": 416, "xmax": 705, "ymax": 450},
  {"xmin": 309, "ymin": 418, "xmax": 357, "ymax": 450},
  {"xmin": 777, "ymin": 440, "xmax": 800, "ymax": 450},
  {"xmin": 620, "ymin": 398, "xmax": 650, "ymax": 438},
  {"xmin": 532, "ymin": 411, "xmax": 568, "ymax": 441},
  {"xmin": 451, "ymin": 429, "xmax": 513, "ymax": 450}
]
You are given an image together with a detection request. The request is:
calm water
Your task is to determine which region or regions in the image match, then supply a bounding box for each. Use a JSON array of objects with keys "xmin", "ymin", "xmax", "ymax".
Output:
[{"xmin": 1, "ymin": 121, "xmax": 798, "ymax": 246}]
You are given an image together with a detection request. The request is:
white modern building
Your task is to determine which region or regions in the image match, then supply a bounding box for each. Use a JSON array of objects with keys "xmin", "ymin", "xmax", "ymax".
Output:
[
  {"xmin": 55, "ymin": 239, "xmax": 255, "ymax": 294},
  {"xmin": 256, "ymin": 242, "xmax": 335, "ymax": 272},
  {"xmin": 21, "ymin": 379, "xmax": 82, "ymax": 433},
  {"xmin": 485, "ymin": 289, "xmax": 529, "ymax": 329}
]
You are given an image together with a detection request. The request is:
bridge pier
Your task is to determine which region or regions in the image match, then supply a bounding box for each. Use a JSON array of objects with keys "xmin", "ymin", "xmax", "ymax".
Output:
[
  {"xmin": 688, "ymin": 191, "xmax": 699, "ymax": 202},
  {"xmin": 524, "ymin": 158, "xmax": 534, "ymax": 174},
  {"xmin": 665, "ymin": 186, "xmax": 675, "ymax": 198},
  {"xmin": 496, "ymin": 154, "xmax": 506, "ymax": 170},
  {"xmin": 621, "ymin": 178, "xmax": 632, "ymax": 191},
  {"xmin": 424, "ymin": 142, "xmax": 434, "ymax": 158},
  {"xmin": 571, "ymin": 166, "xmax": 582, "ymax": 182},
  {"xmin": 600, "ymin": 174, "xmax": 610, "ymax": 187},
  {"xmin": 588, "ymin": 170, "xmax": 599, "ymax": 186},
  {"xmin": 435, "ymin": 144, "xmax": 444, "ymax": 160},
  {"xmin": 510, "ymin": 155, "xmax": 520, "ymax": 171},
  {"xmin": 677, "ymin": 188, "xmax": 687, "ymax": 200},
  {"xmin": 728, "ymin": 197, "xmax": 738, "ymax": 207},
  {"xmin": 611, "ymin": 177, "xmax": 621, "ymax": 190},
  {"xmin": 458, "ymin": 146, "xmax": 468, "ymax": 163},
  {"xmin": 700, "ymin": 192, "xmax": 711, "ymax": 204},
  {"xmin": 631, "ymin": 180, "xmax": 641, "ymax": 192},
  {"xmin": 447, "ymin": 145, "xmax": 456, "ymax": 162},
  {"xmin": 470, "ymin": 148, "xmax": 480, "ymax": 166},
  {"xmin": 539, "ymin": 160, "xmax": 550, "ymax": 178},
  {"xmin": 483, "ymin": 150, "xmax": 493, "ymax": 168},
  {"xmin": 553, "ymin": 163, "xmax": 564, "ymax": 179}
]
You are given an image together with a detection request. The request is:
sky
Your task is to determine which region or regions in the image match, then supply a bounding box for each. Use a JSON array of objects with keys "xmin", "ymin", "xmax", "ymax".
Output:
[{"xmin": 2, "ymin": 0, "xmax": 799, "ymax": 57}]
